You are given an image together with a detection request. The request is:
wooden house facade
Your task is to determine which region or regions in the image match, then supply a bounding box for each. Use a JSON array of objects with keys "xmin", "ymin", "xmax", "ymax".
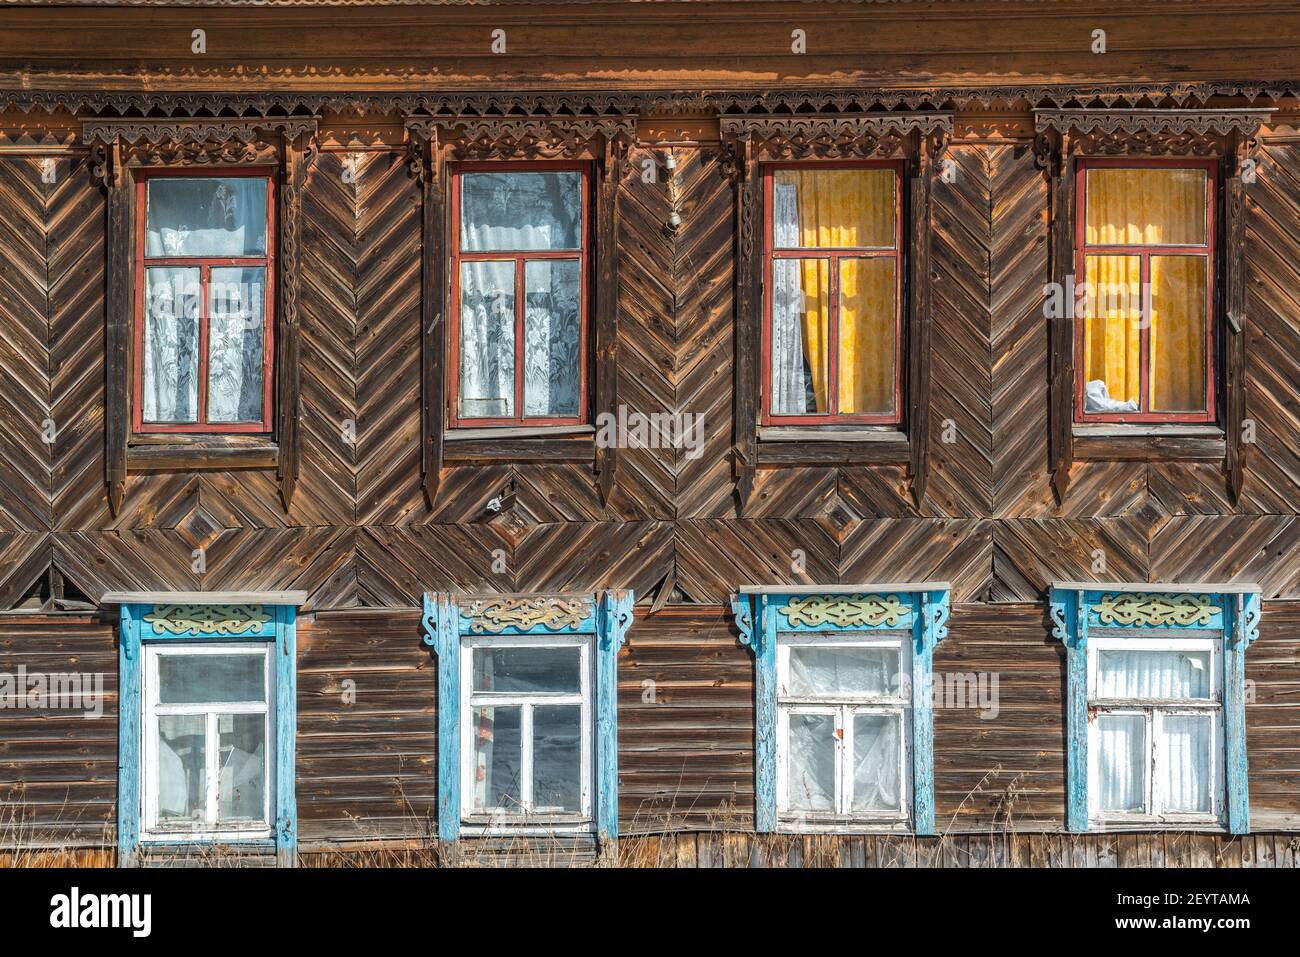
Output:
[{"xmin": 1, "ymin": 0, "xmax": 1300, "ymax": 866}]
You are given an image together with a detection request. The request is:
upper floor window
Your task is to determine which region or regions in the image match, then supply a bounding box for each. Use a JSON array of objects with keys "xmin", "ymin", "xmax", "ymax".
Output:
[
  {"xmin": 135, "ymin": 171, "xmax": 275, "ymax": 433},
  {"xmin": 762, "ymin": 163, "xmax": 904, "ymax": 425},
  {"xmin": 1075, "ymin": 160, "xmax": 1215, "ymax": 423},
  {"xmin": 450, "ymin": 164, "xmax": 589, "ymax": 427}
]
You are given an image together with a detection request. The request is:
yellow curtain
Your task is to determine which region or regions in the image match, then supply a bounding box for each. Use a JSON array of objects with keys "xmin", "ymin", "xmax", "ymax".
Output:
[
  {"xmin": 1083, "ymin": 254, "xmax": 1142, "ymax": 407},
  {"xmin": 777, "ymin": 169, "xmax": 895, "ymax": 413},
  {"xmin": 1082, "ymin": 168, "xmax": 1207, "ymax": 413}
]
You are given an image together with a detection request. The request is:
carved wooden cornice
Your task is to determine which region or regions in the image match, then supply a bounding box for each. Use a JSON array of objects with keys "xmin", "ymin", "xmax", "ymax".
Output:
[
  {"xmin": 405, "ymin": 115, "xmax": 636, "ymax": 161},
  {"xmin": 719, "ymin": 112, "xmax": 952, "ymax": 161},
  {"xmin": 1035, "ymin": 108, "xmax": 1274, "ymax": 156},
  {"xmin": 4, "ymin": 79, "xmax": 1297, "ymax": 122}
]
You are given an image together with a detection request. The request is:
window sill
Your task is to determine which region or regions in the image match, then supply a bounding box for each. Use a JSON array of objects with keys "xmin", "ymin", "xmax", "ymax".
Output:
[
  {"xmin": 757, "ymin": 426, "xmax": 909, "ymax": 465},
  {"xmin": 777, "ymin": 817, "xmax": 913, "ymax": 835},
  {"xmin": 444, "ymin": 424, "xmax": 594, "ymax": 463},
  {"xmin": 127, "ymin": 434, "xmax": 279, "ymax": 472},
  {"xmin": 1072, "ymin": 423, "xmax": 1225, "ymax": 462}
]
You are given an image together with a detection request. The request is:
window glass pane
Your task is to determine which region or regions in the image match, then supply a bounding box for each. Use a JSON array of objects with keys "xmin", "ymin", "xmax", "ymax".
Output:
[
  {"xmin": 787, "ymin": 645, "xmax": 901, "ymax": 697},
  {"xmin": 460, "ymin": 171, "xmax": 583, "ymax": 252},
  {"xmin": 158, "ymin": 653, "xmax": 265, "ymax": 704},
  {"xmin": 1081, "ymin": 254, "xmax": 1141, "ymax": 414},
  {"xmin": 218, "ymin": 712, "xmax": 266, "ymax": 823},
  {"xmin": 143, "ymin": 267, "xmax": 200, "ymax": 423},
  {"xmin": 471, "ymin": 646, "xmax": 581, "ymax": 695},
  {"xmin": 770, "ymin": 257, "xmax": 828, "ymax": 415},
  {"xmin": 1084, "ymin": 168, "xmax": 1207, "ymax": 246},
  {"xmin": 786, "ymin": 712, "xmax": 835, "ymax": 812},
  {"xmin": 156, "ymin": 713, "xmax": 205, "ymax": 826},
  {"xmin": 523, "ymin": 259, "xmax": 581, "ymax": 417},
  {"xmin": 1097, "ymin": 713, "xmax": 1146, "ymax": 812},
  {"xmin": 772, "ymin": 168, "xmax": 895, "ymax": 249},
  {"xmin": 1150, "ymin": 255, "xmax": 1208, "ymax": 413},
  {"xmin": 851, "ymin": 712, "xmax": 902, "ymax": 812},
  {"xmin": 838, "ymin": 257, "xmax": 896, "ymax": 416},
  {"xmin": 532, "ymin": 705, "xmax": 582, "ymax": 813},
  {"xmin": 207, "ymin": 266, "xmax": 266, "ymax": 424},
  {"xmin": 1160, "ymin": 714, "xmax": 1212, "ymax": 814},
  {"xmin": 1096, "ymin": 650, "xmax": 1211, "ymax": 700},
  {"xmin": 459, "ymin": 260, "xmax": 515, "ymax": 418},
  {"xmin": 145, "ymin": 177, "xmax": 268, "ymax": 257},
  {"xmin": 471, "ymin": 705, "xmax": 522, "ymax": 813}
]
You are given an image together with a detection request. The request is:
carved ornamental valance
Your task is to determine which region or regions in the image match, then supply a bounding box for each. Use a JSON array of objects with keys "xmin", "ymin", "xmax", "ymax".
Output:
[
  {"xmin": 1034, "ymin": 108, "xmax": 1273, "ymax": 157},
  {"xmin": 404, "ymin": 115, "xmax": 636, "ymax": 165},
  {"xmin": 82, "ymin": 117, "xmax": 320, "ymax": 172},
  {"xmin": 719, "ymin": 112, "xmax": 952, "ymax": 161}
]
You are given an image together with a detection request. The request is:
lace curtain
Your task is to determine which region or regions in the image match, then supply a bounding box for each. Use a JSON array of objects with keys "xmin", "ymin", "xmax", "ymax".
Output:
[
  {"xmin": 459, "ymin": 172, "xmax": 582, "ymax": 419},
  {"xmin": 142, "ymin": 178, "xmax": 267, "ymax": 425}
]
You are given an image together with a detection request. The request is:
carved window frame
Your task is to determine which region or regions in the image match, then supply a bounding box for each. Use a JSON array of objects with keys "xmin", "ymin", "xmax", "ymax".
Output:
[
  {"xmin": 1049, "ymin": 582, "xmax": 1260, "ymax": 835},
  {"xmin": 720, "ymin": 114, "xmax": 951, "ymax": 512},
  {"xmin": 1034, "ymin": 109, "xmax": 1271, "ymax": 503},
  {"xmin": 731, "ymin": 583, "xmax": 949, "ymax": 835},
  {"xmin": 405, "ymin": 116, "xmax": 634, "ymax": 507},
  {"xmin": 87, "ymin": 119, "xmax": 317, "ymax": 514},
  {"xmin": 421, "ymin": 590, "xmax": 634, "ymax": 842}
]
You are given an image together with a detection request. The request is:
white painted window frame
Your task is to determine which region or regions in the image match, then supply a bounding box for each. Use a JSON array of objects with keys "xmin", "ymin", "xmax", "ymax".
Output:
[
  {"xmin": 1086, "ymin": 633, "xmax": 1224, "ymax": 828},
  {"xmin": 459, "ymin": 633, "xmax": 594, "ymax": 834},
  {"xmin": 140, "ymin": 642, "xmax": 275, "ymax": 842},
  {"xmin": 775, "ymin": 631, "xmax": 913, "ymax": 831}
]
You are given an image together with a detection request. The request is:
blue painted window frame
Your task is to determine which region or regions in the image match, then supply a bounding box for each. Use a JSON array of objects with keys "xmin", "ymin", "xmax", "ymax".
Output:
[
  {"xmin": 1049, "ymin": 586, "xmax": 1260, "ymax": 834},
  {"xmin": 731, "ymin": 588, "xmax": 949, "ymax": 835},
  {"xmin": 421, "ymin": 590, "xmax": 633, "ymax": 842},
  {"xmin": 117, "ymin": 603, "xmax": 298, "ymax": 866}
]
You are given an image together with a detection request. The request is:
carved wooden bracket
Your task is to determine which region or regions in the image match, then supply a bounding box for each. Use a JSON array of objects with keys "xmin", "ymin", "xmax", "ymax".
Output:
[
  {"xmin": 720, "ymin": 114, "xmax": 952, "ymax": 514},
  {"xmin": 85, "ymin": 118, "xmax": 319, "ymax": 515},
  {"xmin": 405, "ymin": 115, "xmax": 634, "ymax": 509},
  {"xmin": 1034, "ymin": 109, "xmax": 1270, "ymax": 505}
]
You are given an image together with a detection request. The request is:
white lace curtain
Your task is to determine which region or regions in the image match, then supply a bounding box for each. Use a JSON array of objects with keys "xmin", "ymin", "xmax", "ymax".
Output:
[
  {"xmin": 142, "ymin": 178, "xmax": 267, "ymax": 426},
  {"xmin": 770, "ymin": 183, "xmax": 813, "ymax": 415},
  {"xmin": 458, "ymin": 172, "xmax": 582, "ymax": 419}
]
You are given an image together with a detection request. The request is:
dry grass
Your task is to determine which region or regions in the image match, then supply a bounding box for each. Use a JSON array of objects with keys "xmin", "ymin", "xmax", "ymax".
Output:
[{"xmin": 0, "ymin": 779, "xmax": 1274, "ymax": 868}]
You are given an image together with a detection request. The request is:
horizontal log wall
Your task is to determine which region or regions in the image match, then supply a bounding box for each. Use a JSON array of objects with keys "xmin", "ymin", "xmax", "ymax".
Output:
[{"xmin": 0, "ymin": 615, "xmax": 116, "ymax": 847}]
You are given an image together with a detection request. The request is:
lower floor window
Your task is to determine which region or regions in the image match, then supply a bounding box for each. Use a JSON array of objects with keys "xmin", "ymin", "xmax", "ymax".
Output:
[
  {"xmin": 142, "ymin": 643, "xmax": 273, "ymax": 839},
  {"xmin": 1088, "ymin": 636, "xmax": 1222, "ymax": 824},
  {"xmin": 777, "ymin": 634, "xmax": 911, "ymax": 824},
  {"xmin": 462, "ymin": 638, "xmax": 591, "ymax": 827}
]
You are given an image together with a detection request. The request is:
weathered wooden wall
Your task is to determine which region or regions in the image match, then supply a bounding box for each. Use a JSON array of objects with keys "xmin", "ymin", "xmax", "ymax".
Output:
[{"xmin": 0, "ymin": 614, "xmax": 116, "ymax": 846}]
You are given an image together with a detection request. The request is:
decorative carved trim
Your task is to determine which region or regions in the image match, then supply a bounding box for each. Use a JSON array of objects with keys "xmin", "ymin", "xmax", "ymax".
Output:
[
  {"xmin": 83, "ymin": 118, "xmax": 318, "ymax": 168},
  {"xmin": 6, "ymin": 79, "xmax": 1297, "ymax": 121},
  {"xmin": 1036, "ymin": 109, "xmax": 1274, "ymax": 156},
  {"xmin": 276, "ymin": 128, "xmax": 317, "ymax": 510},
  {"xmin": 143, "ymin": 604, "xmax": 272, "ymax": 636},
  {"xmin": 719, "ymin": 113, "xmax": 951, "ymax": 160},
  {"xmin": 463, "ymin": 597, "xmax": 590, "ymax": 634},
  {"xmin": 778, "ymin": 594, "xmax": 909, "ymax": 629},
  {"xmin": 730, "ymin": 595, "xmax": 757, "ymax": 652},
  {"xmin": 406, "ymin": 116, "xmax": 636, "ymax": 161},
  {"xmin": 1092, "ymin": 592, "xmax": 1219, "ymax": 628}
]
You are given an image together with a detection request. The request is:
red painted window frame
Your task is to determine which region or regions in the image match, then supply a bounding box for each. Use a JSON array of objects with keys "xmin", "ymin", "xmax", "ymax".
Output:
[
  {"xmin": 448, "ymin": 160, "xmax": 591, "ymax": 429},
  {"xmin": 1073, "ymin": 157, "xmax": 1217, "ymax": 425},
  {"xmin": 133, "ymin": 167, "xmax": 276, "ymax": 434},
  {"xmin": 760, "ymin": 160, "xmax": 905, "ymax": 427}
]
